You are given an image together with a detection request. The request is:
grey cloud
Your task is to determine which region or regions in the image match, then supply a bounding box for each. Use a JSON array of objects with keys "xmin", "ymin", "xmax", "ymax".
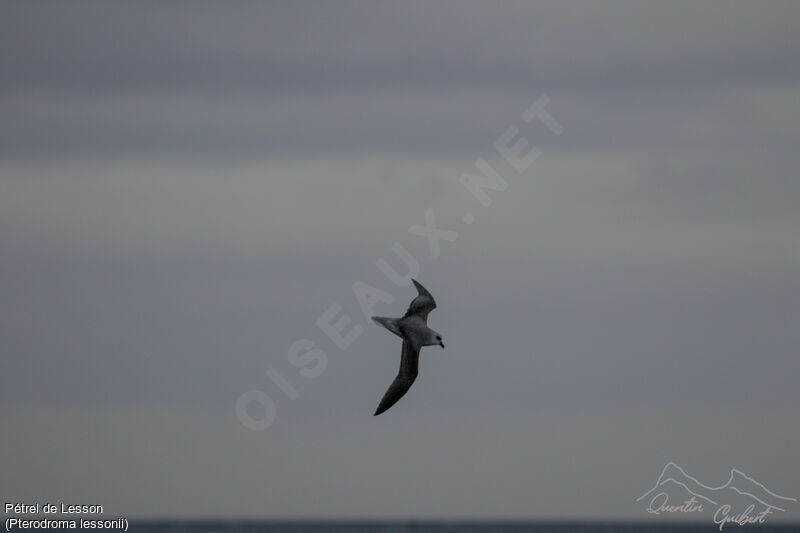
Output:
[
  {"xmin": 3, "ymin": 85, "xmax": 800, "ymax": 158},
  {"xmin": 2, "ymin": 2, "xmax": 800, "ymax": 159},
  {"xmin": 2, "ymin": 1, "xmax": 799, "ymax": 94}
]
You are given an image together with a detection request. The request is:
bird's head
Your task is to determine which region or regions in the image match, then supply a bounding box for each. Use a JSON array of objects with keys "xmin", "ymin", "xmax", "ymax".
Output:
[{"xmin": 433, "ymin": 332, "xmax": 444, "ymax": 349}]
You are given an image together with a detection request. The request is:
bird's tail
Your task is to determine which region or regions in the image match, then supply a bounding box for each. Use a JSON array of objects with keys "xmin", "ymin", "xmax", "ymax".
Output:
[{"xmin": 371, "ymin": 316, "xmax": 403, "ymax": 338}]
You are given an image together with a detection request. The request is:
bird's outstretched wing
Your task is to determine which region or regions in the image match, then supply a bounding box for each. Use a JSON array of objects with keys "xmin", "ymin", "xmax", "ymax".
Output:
[
  {"xmin": 402, "ymin": 278, "xmax": 437, "ymax": 322},
  {"xmin": 374, "ymin": 340, "xmax": 420, "ymax": 416}
]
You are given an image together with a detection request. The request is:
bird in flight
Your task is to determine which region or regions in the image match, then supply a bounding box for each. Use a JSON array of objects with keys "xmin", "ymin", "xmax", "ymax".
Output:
[{"xmin": 371, "ymin": 279, "xmax": 444, "ymax": 416}]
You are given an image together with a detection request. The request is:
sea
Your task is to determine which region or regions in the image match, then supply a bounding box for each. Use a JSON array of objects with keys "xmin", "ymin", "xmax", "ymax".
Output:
[{"xmin": 122, "ymin": 522, "xmax": 799, "ymax": 533}]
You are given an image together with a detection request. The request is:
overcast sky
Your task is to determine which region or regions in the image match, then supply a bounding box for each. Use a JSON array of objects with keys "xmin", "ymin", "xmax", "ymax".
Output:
[{"xmin": 1, "ymin": 1, "xmax": 799, "ymax": 522}]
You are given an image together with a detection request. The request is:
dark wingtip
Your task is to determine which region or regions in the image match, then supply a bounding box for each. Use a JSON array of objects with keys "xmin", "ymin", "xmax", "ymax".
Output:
[
  {"xmin": 374, "ymin": 400, "xmax": 391, "ymax": 416},
  {"xmin": 411, "ymin": 278, "xmax": 433, "ymax": 298}
]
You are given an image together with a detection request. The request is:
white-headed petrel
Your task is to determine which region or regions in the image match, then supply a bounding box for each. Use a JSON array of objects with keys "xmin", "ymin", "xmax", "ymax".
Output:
[{"xmin": 371, "ymin": 279, "xmax": 444, "ymax": 416}]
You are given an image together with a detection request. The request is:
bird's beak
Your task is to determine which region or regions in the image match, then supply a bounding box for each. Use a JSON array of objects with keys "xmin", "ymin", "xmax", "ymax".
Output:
[{"xmin": 440, "ymin": 342, "xmax": 445, "ymax": 349}]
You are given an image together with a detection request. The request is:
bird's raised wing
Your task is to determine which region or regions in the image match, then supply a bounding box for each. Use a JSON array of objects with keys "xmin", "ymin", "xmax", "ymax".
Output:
[
  {"xmin": 402, "ymin": 278, "xmax": 437, "ymax": 322},
  {"xmin": 374, "ymin": 340, "xmax": 420, "ymax": 416}
]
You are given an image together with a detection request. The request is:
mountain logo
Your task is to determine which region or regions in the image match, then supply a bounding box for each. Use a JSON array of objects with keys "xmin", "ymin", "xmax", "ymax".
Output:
[{"xmin": 636, "ymin": 461, "xmax": 796, "ymax": 530}]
